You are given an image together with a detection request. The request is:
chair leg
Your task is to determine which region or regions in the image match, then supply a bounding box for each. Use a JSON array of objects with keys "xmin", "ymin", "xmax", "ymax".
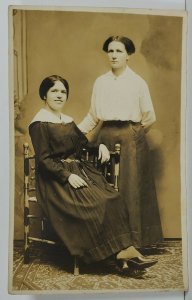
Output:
[
  {"xmin": 24, "ymin": 243, "xmax": 30, "ymax": 264},
  {"xmin": 74, "ymin": 256, "xmax": 79, "ymax": 275},
  {"xmin": 24, "ymin": 248, "xmax": 29, "ymax": 264},
  {"xmin": 24, "ymin": 217, "xmax": 30, "ymax": 264}
]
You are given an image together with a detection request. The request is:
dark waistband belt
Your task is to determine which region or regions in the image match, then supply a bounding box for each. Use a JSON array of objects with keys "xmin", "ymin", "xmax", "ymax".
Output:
[{"xmin": 103, "ymin": 120, "xmax": 141, "ymax": 127}]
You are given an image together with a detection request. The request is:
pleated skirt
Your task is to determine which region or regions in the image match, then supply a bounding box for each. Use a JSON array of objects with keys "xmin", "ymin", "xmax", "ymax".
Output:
[
  {"xmin": 98, "ymin": 121, "xmax": 163, "ymax": 248},
  {"xmin": 36, "ymin": 160, "xmax": 132, "ymax": 263}
]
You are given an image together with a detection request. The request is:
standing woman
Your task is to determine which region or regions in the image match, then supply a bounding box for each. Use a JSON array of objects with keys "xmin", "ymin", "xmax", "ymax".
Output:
[{"xmin": 78, "ymin": 36, "xmax": 163, "ymax": 248}]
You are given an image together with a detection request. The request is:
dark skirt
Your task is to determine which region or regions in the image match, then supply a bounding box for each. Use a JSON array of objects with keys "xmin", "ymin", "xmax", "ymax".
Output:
[
  {"xmin": 98, "ymin": 121, "xmax": 163, "ymax": 248},
  {"xmin": 36, "ymin": 160, "xmax": 132, "ymax": 263}
]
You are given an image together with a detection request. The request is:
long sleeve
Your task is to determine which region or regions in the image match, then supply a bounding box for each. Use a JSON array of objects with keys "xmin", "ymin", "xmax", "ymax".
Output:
[
  {"xmin": 78, "ymin": 80, "xmax": 100, "ymax": 134},
  {"xmin": 29, "ymin": 122, "xmax": 71, "ymax": 184},
  {"xmin": 77, "ymin": 108, "xmax": 99, "ymax": 134},
  {"xmin": 139, "ymin": 80, "xmax": 156, "ymax": 128}
]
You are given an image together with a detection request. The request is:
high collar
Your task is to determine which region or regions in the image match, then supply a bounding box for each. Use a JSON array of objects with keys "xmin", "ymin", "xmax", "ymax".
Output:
[
  {"xmin": 107, "ymin": 65, "xmax": 132, "ymax": 79},
  {"xmin": 29, "ymin": 108, "xmax": 73, "ymax": 126}
]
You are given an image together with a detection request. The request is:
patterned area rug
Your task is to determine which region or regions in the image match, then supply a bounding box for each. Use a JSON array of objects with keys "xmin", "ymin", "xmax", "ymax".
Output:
[{"xmin": 12, "ymin": 240, "xmax": 184, "ymax": 292}]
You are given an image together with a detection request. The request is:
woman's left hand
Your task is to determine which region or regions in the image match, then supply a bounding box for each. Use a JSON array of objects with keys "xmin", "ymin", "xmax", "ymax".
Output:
[
  {"xmin": 98, "ymin": 144, "xmax": 110, "ymax": 164},
  {"xmin": 68, "ymin": 174, "xmax": 88, "ymax": 189}
]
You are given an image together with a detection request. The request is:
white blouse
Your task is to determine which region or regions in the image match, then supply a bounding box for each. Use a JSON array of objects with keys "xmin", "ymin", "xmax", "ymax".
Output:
[{"xmin": 78, "ymin": 66, "xmax": 156, "ymax": 133}]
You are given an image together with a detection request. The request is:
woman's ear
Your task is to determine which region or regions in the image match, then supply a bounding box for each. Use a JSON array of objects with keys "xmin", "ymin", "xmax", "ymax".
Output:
[{"xmin": 44, "ymin": 96, "xmax": 46, "ymax": 100}]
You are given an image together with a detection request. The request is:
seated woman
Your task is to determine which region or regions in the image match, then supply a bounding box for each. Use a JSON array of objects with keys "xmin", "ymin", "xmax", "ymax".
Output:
[{"xmin": 29, "ymin": 75, "xmax": 157, "ymax": 275}]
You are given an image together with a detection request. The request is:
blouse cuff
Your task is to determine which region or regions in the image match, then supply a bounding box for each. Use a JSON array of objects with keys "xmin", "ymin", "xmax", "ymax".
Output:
[{"xmin": 60, "ymin": 169, "xmax": 72, "ymax": 184}]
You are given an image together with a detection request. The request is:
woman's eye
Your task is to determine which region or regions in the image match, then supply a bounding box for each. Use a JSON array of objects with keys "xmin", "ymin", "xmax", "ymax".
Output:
[{"xmin": 50, "ymin": 89, "xmax": 66, "ymax": 94}]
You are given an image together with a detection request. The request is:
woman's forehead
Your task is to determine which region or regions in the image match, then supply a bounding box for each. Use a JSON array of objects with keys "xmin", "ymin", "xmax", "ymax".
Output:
[
  {"xmin": 51, "ymin": 80, "xmax": 66, "ymax": 89},
  {"xmin": 108, "ymin": 40, "xmax": 126, "ymax": 50}
]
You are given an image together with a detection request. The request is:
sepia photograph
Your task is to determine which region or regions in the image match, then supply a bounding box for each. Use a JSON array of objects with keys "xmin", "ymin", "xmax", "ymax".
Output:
[{"xmin": 9, "ymin": 6, "xmax": 187, "ymax": 293}]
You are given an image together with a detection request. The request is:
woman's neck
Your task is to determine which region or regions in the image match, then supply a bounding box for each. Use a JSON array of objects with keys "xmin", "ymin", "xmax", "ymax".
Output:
[
  {"xmin": 44, "ymin": 105, "xmax": 61, "ymax": 119},
  {"xmin": 111, "ymin": 65, "xmax": 127, "ymax": 77}
]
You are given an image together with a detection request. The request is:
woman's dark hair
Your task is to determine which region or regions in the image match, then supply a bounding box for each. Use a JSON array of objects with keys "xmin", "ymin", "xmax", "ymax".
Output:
[
  {"xmin": 39, "ymin": 75, "xmax": 69, "ymax": 100},
  {"xmin": 103, "ymin": 36, "xmax": 135, "ymax": 55}
]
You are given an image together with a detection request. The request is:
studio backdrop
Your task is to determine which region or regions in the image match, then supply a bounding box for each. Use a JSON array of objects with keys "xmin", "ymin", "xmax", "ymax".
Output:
[{"xmin": 13, "ymin": 8, "xmax": 184, "ymax": 240}]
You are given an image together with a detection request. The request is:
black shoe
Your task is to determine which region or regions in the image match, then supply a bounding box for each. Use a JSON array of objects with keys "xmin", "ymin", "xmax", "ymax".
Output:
[
  {"xmin": 102, "ymin": 256, "xmax": 130, "ymax": 276},
  {"xmin": 115, "ymin": 259, "xmax": 147, "ymax": 278},
  {"xmin": 127, "ymin": 267, "xmax": 147, "ymax": 279},
  {"xmin": 127, "ymin": 256, "xmax": 158, "ymax": 270},
  {"xmin": 139, "ymin": 245, "xmax": 167, "ymax": 256}
]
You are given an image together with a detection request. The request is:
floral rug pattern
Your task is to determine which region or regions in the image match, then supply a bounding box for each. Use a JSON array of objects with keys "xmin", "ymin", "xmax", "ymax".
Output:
[{"xmin": 12, "ymin": 240, "xmax": 185, "ymax": 292}]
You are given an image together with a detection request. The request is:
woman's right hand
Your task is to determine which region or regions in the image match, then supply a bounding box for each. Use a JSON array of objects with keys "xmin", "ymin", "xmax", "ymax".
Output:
[
  {"xmin": 68, "ymin": 174, "xmax": 88, "ymax": 189},
  {"xmin": 98, "ymin": 144, "xmax": 110, "ymax": 164}
]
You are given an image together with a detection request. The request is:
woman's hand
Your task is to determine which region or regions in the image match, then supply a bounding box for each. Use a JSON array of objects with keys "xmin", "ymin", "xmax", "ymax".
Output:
[
  {"xmin": 98, "ymin": 144, "xmax": 110, "ymax": 164},
  {"xmin": 68, "ymin": 174, "xmax": 88, "ymax": 189}
]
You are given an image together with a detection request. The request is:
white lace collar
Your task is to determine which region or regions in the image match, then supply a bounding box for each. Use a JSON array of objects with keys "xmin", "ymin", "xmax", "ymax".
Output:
[{"xmin": 29, "ymin": 108, "xmax": 73, "ymax": 125}]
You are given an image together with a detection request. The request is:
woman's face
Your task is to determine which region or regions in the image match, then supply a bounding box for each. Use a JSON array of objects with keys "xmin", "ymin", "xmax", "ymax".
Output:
[
  {"xmin": 107, "ymin": 41, "xmax": 129, "ymax": 70},
  {"xmin": 45, "ymin": 80, "xmax": 67, "ymax": 113}
]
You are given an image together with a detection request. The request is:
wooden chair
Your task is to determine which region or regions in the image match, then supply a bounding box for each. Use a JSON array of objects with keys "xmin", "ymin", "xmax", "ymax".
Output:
[{"xmin": 23, "ymin": 143, "xmax": 121, "ymax": 275}]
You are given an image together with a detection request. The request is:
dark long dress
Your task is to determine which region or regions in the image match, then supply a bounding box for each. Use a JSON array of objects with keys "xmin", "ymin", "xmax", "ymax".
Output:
[
  {"xmin": 29, "ymin": 120, "xmax": 133, "ymax": 263},
  {"xmin": 98, "ymin": 121, "xmax": 163, "ymax": 248}
]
